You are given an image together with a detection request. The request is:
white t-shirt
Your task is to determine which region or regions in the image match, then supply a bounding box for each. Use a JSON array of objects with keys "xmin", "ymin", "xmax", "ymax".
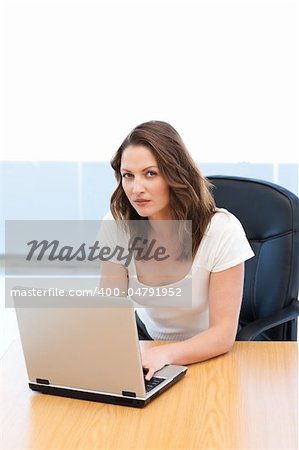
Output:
[{"xmin": 99, "ymin": 209, "xmax": 254, "ymax": 340}]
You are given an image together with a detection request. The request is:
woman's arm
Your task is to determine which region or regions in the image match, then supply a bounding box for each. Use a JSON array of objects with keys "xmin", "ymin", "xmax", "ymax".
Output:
[
  {"xmin": 99, "ymin": 261, "xmax": 128, "ymax": 296},
  {"xmin": 142, "ymin": 263, "xmax": 244, "ymax": 380}
]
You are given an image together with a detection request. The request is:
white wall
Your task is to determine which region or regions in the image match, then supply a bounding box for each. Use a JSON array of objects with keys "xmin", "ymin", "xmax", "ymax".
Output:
[{"xmin": 1, "ymin": 0, "xmax": 298, "ymax": 163}]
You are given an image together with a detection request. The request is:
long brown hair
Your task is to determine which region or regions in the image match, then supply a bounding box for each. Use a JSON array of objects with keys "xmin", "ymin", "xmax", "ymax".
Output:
[{"xmin": 110, "ymin": 120, "xmax": 215, "ymax": 258}]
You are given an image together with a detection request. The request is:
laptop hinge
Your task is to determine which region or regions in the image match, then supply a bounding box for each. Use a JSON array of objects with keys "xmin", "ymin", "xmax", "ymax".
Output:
[
  {"xmin": 36, "ymin": 378, "xmax": 50, "ymax": 385},
  {"xmin": 122, "ymin": 390, "xmax": 136, "ymax": 398}
]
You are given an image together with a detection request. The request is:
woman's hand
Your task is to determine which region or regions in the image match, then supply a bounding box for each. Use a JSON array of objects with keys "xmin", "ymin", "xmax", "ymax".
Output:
[{"xmin": 141, "ymin": 345, "xmax": 173, "ymax": 380}]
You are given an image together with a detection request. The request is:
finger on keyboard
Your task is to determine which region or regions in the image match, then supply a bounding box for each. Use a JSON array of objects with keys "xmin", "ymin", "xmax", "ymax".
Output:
[{"xmin": 145, "ymin": 368, "xmax": 155, "ymax": 381}]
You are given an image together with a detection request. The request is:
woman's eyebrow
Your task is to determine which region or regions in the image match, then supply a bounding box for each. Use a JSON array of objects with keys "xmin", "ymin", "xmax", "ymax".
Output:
[{"xmin": 120, "ymin": 166, "xmax": 158, "ymax": 172}]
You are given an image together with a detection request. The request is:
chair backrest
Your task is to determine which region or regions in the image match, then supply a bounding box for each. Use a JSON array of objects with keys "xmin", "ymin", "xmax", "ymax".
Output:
[{"xmin": 208, "ymin": 176, "xmax": 299, "ymax": 340}]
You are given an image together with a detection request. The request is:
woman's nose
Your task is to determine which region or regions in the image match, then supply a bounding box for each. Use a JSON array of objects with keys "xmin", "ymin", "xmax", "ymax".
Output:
[{"xmin": 132, "ymin": 177, "xmax": 145, "ymax": 193}]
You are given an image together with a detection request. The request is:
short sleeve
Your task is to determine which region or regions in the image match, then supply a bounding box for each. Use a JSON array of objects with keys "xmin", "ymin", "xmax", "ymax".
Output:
[
  {"xmin": 97, "ymin": 212, "xmax": 130, "ymax": 265},
  {"xmin": 199, "ymin": 209, "xmax": 255, "ymax": 273}
]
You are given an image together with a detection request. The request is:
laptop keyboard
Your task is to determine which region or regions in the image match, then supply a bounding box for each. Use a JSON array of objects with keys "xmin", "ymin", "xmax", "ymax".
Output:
[{"xmin": 144, "ymin": 376, "xmax": 164, "ymax": 392}]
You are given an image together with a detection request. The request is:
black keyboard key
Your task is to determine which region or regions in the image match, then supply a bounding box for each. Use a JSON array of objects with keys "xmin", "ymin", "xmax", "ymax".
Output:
[{"xmin": 144, "ymin": 376, "xmax": 164, "ymax": 392}]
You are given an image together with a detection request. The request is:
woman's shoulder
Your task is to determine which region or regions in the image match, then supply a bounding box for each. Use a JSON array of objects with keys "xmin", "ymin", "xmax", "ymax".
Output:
[
  {"xmin": 194, "ymin": 208, "xmax": 254, "ymax": 271},
  {"xmin": 205, "ymin": 208, "xmax": 245, "ymax": 238},
  {"xmin": 99, "ymin": 211, "xmax": 129, "ymax": 244},
  {"xmin": 102, "ymin": 211, "xmax": 114, "ymax": 220},
  {"xmin": 210, "ymin": 207, "xmax": 242, "ymax": 226}
]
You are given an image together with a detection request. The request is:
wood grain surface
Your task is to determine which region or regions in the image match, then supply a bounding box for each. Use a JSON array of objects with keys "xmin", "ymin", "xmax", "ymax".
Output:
[{"xmin": 0, "ymin": 340, "xmax": 298, "ymax": 449}]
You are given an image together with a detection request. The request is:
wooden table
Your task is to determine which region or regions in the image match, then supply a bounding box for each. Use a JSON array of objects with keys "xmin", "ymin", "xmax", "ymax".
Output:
[{"xmin": 0, "ymin": 340, "xmax": 298, "ymax": 449}]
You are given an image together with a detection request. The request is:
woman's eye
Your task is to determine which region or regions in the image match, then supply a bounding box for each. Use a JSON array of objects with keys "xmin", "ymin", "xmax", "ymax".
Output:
[{"xmin": 121, "ymin": 171, "xmax": 157, "ymax": 178}]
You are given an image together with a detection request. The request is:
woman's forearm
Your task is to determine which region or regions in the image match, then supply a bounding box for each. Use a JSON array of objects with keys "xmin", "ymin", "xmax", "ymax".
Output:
[{"xmin": 163, "ymin": 327, "xmax": 235, "ymax": 366}]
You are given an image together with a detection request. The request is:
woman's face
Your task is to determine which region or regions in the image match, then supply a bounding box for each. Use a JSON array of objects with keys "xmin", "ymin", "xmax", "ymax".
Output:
[{"xmin": 120, "ymin": 145, "xmax": 171, "ymax": 220}]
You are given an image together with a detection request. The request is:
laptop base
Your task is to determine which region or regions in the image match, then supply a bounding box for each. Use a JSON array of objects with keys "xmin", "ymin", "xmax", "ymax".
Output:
[{"xmin": 29, "ymin": 370, "xmax": 186, "ymax": 408}]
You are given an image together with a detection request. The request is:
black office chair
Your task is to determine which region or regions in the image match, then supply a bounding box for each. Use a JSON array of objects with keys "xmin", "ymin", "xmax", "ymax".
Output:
[{"xmin": 207, "ymin": 175, "xmax": 299, "ymax": 341}]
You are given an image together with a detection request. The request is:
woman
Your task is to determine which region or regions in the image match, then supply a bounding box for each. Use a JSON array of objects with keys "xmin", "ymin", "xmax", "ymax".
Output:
[{"xmin": 100, "ymin": 120, "xmax": 254, "ymax": 381}]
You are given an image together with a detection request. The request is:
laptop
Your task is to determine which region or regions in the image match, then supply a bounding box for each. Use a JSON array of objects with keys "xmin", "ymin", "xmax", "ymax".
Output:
[{"xmin": 13, "ymin": 290, "xmax": 187, "ymax": 408}]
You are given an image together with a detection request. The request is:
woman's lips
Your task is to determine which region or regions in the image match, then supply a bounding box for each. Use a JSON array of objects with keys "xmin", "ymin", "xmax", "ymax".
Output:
[{"xmin": 134, "ymin": 200, "xmax": 150, "ymax": 206}]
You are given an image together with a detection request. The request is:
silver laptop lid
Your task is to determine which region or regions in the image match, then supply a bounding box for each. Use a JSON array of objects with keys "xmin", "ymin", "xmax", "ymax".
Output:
[{"xmin": 13, "ymin": 292, "xmax": 147, "ymax": 398}]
